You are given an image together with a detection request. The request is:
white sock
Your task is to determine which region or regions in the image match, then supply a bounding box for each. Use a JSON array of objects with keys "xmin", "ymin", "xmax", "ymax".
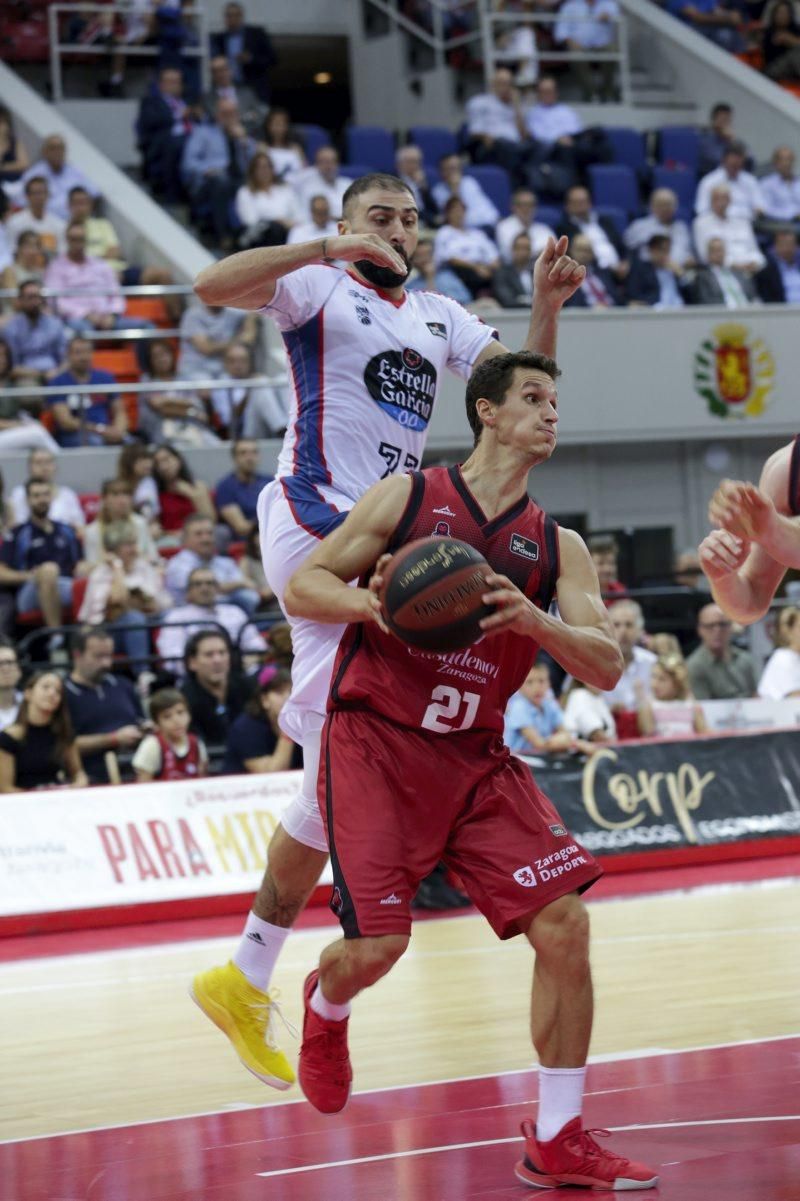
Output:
[
  {"xmin": 536, "ymin": 1066, "xmax": 586, "ymax": 1142},
  {"xmin": 232, "ymin": 912, "xmax": 290, "ymax": 992},
  {"xmin": 310, "ymin": 981, "xmax": 351, "ymax": 1022}
]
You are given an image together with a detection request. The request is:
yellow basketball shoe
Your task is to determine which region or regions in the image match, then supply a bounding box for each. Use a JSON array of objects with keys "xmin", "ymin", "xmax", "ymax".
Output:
[{"xmin": 190, "ymin": 961, "xmax": 296, "ymax": 1089}]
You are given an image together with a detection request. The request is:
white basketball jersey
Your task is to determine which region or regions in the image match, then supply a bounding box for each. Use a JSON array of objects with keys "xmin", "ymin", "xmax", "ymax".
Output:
[{"xmin": 262, "ymin": 265, "xmax": 497, "ymax": 506}]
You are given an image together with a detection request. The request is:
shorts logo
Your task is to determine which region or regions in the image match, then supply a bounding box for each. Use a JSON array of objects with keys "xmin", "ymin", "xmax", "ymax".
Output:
[
  {"xmin": 549, "ymin": 824, "xmax": 567, "ymax": 837},
  {"xmin": 432, "ymin": 520, "xmax": 450, "ymax": 536},
  {"xmin": 513, "ymin": 866, "xmax": 538, "ymax": 888},
  {"xmin": 379, "ymin": 892, "xmax": 402, "ymax": 905},
  {"xmin": 510, "ymin": 533, "xmax": 539, "ymax": 562},
  {"xmin": 355, "ymin": 304, "xmax": 371, "ymax": 325},
  {"xmin": 427, "ymin": 321, "xmax": 447, "ymax": 339},
  {"xmin": 331, "ymin": 887, "xmax": 344, "ymax": 915}
]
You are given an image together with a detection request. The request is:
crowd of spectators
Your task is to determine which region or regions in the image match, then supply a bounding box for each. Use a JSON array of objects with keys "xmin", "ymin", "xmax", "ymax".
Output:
[{"xmin": 665, "ymin": 0, "xmax": 800, "ymax": 86}]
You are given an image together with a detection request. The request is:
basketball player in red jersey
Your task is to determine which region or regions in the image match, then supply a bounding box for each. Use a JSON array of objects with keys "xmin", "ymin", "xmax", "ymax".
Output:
[
  {"xmin": 284, "ymin": 351, "xmax": 658, "ymax": 1191},
  {"xmin": 700, "ymin": 436, "xmax": 800, "ymax": 621}
]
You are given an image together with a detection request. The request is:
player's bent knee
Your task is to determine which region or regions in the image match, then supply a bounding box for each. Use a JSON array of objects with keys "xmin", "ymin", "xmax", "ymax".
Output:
[
  {"xmin": 528, "ymin": 894, "xmax": 590, "ymax": 964},
  {"xmin": 347, "ymin": 935, "xmax": 409, "ymax": 985}
]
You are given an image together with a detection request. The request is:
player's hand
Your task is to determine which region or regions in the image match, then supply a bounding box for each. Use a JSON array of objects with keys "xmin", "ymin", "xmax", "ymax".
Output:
[
  {"xmin": 698, "ymin": 528, "xmax": 749, "ymax": 583},
  {"xmin": 326, "ymin": 234, "xmax": 407, "ymax": 276},
  {"xmin": 533, "ymin": 236, "xmax": 585, "ymax": 308},
  {"xmin": 479, "ymin": 572, "xmax": 537, "ymax": 636},
  {"xmin": 709, "ymin": 478, "xmax": 776, "ymax": 542},
  {"xmin": 363, "ymin": 552, "xmax": 392, "ymax": 634}
]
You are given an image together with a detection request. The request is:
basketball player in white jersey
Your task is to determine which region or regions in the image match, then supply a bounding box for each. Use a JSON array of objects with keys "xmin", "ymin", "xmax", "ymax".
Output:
[
  {"xmin": 191, "ymin": 171, "xmax": 585, "ymax": 1087},
  {"xmin": 700, "ymin": 436, "xmax": 800, "ymax": 621}
]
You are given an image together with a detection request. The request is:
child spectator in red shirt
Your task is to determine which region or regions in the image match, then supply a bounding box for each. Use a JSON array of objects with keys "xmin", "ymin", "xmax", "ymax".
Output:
[{"xmin": 132, "ymin": 687, "xmax": 208, "ymax": 781}]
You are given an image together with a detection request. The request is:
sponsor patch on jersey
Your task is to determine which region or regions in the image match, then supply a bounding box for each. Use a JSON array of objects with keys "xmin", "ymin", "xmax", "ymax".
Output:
[
  {"xmin": 510, "ymin": 532, "xmax": 539, "ymax": 562},
  {"xmin": 549, "ymin": 824, "xmax": 567, "ymax": 837},
  {"xmin": 513, "ymin": 866, "xmax": 538, "ymax": 888},
  {"xmin": 364, "ymin": 348, "xmax": 438, "ymax": 432},
  {"xmin": 432, "ymin": 520, "xmax": 451, "ymax": 536},
  {"xmin": 426, "ymin": 321, "xmax": 447, "ymax": 339},
  {"xmin": 355, "ymin": 304, "xmax": 371, "ymax": 325}
]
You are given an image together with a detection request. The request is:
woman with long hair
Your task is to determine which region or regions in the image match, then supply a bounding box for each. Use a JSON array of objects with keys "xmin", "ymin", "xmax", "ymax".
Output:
[
  {"xmin": 258, "ymin": 107, "xmax": 306, "ymax": 182},
  {"xmin": 235, "ymin": 152, "xmax": 299, "ymax": 248},
  {"xmin": 83, "ymin": 478, "xmax": 157, "ymax": 563},
  {"xmin": 0, "ymin": 337, "xmax": 60, "ymax": 454},
  {"xmin": 117, "ymin": 443, "xmax": 160, "ymax": 521},
  {"xmin": 759, "ymin": 605, "xmax": 800, "ymax": 697},
  {"xmin": 152, "ymin": 443, "xmax": 214, "ymax": 541},
  {"xmin": 140, "ymin": 339, "xmax": 219, "ymax": 447},
  {"xmin": 638, "ymin": 654, "xmax": 706, "ymax": 737},
  {"xmin": 763, "ymin": 0, "xmax": 800, "ymax": 79},
  {"xmin": 0, "ymin": 671, "xmax": 87, "ymax": 791},
  {"xmin": 0, "ymin": 107, "xmax": 29, "ymax": 182}
]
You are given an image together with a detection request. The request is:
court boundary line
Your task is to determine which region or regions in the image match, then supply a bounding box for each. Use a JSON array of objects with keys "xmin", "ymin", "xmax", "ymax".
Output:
[{"xmin": 2, "ymin": 1033, "xmax": 798, "ymax": 1146}]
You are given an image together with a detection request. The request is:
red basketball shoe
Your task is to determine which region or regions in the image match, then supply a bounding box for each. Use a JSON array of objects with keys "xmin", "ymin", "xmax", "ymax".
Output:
[
  {"xmin": 298, "ymin": 969, "xmax": 352, "ymax": 1114},
  {"xmin": 515, "ymin": 1117, "xmax": 659, "ymax": 1190}
]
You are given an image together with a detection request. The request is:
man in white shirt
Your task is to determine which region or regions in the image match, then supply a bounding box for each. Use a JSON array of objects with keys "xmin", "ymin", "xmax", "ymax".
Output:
[
  {"xmin": 432, "ymin": 153, "xmax": 500, "ymax": 229},
  {"xmin": 433, "ymin": 197, "xmax": 500, "ymax": 297},
  {"xmin": 165, "ymin": 513, "xmax": 259, "ymax": 614},
  {"xmin": 16, "ymin": 134, "xmax": 100, "ymax": 221},
  {"xmin": 157, "ymin": 567, "xmax": 266, "ymax": 674},
  {"xmin": 9, "ymin": 447, "xmax": 85, "ymax": 530},
  {"xmin": 691, "ymin": 236, "xmax": 757, "ymax": 307},
  {"xmin": 624, "ymin": 187, "xmax": 693, "ymax": 267},
  {"xmin": 5, "ymin": 176, "xmax": 66, "ymax": 258},
  {"xmin": 394, "ymin": 144, "xmax": 437, "ymax": 227},
  {"xmin": 464, "ymin": 67, "xmax": 539, "ymax": 182},
  {"xmin": 758, "ymin": 146, "xmax": 800, "ymax": 227},
  {"xmin": 524, "ymin": 76, "xmax": 583, "ymax": 146},
  {"xmin": 692, "ymin": 184, "xmax": 765, "ymax": 271},
  {"xmin": 559, "ymin": 185, "xmax": 626, "ymax": 276},
  {"xmin": 496, "ymin": 188, "xmax": 556, "ymax": 261},
  {"xmin": 555, "ymin": 0, "xmax": 621, "ymax": 101},
  {"xmin": 601, "ymin": 599, "xmax": 656, "ymax": 711},
  {"xmin": 695, "ymin": 142, "xmax": 764, "ymax": 221},
  {"xmin": 293, "ymin": 146, "xmax": 350, "ymax": 220},
  {"xmin": 286, "ymin": 194, "xmax": 338, "ymax": 246}
]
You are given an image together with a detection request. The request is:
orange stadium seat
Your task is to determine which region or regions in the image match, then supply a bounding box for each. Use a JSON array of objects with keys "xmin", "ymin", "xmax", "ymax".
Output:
[
  {"xmin": 92, "ymin": 347, "xmax": 140, "ymax": 383},
  {"xmin": 125, "ymin": 296, "xmax": 172, "ymax": 328}
]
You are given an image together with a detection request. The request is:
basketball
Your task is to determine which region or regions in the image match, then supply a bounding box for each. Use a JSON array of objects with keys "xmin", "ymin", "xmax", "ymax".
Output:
[{"xmin": 380, "ymin": 536, "xmax": 493, "ymax": 652}]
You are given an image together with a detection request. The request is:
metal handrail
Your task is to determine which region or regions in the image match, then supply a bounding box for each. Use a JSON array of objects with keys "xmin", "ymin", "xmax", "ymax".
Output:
[
  {"xmin": 0, "ymin": 375, "xmax": 273, "ymax": 398},
  {"xmin": 0, "ymin": 285, "xmax": 195, "ymax": 299}
]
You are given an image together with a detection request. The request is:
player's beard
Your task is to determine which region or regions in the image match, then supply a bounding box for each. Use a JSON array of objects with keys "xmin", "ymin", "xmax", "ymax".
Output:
[{"xmin": 355, "ymin": 247, "xmax": 411, "ymax": 289}]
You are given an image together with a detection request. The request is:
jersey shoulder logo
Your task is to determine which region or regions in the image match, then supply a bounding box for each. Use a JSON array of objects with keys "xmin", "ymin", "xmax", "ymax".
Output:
[
  {"xmin": 355, "ymin": 304, "xmax": 371, "ymax": 325},
  {"xmin": 426, "ymin": 321, "xmax": 447, "ymax": 339},
  {"xmin": 510, "ymin": 532, "xmax": 539, "ymax": 561}
]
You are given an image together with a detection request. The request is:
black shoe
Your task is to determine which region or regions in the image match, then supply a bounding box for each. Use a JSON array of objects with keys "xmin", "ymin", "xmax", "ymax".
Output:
[{"xmin": 412, "ymin": 865, "xmax": 472, "ymax": 911}]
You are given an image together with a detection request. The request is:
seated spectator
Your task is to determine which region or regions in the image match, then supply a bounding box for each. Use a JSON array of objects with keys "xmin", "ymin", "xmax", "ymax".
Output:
[
  {"xmin": 17, "ymin": 135, "xmax": 100, "ymax": 222},
  {"xmin": 687, "ymin": 602, "xmax": 757, "ymax": 699},
  {"xmin": 0, "ymin": 107, "xmax": 30, "ymax": 184},
  {"xmin": 157, "ymin": 566, "xmax": 265, "ymax": 673},
  {"xmin": 239, "ymin": 525, "xmax": 275, "ymax": 610},
  {"xmin": 525, "ymin": 76, "xmax": 583, "ymax": 145},
  {"xmin": 49, "ymin": 336, "xmax": 127, "ymax": 449},
  {"xmin": 210, "ymin": 341, "xmax": 289, "ymax": 438},
  {"xmin": 9, "ymin": 447, "xmax": 84, "ymax": 529},
  {"xmin": 697, "ymin": 103, "xmax": 741, "ymax": 178},
  {"xmin": 695, "ymin": 143, "xmax": 764, "ymax": 221},
  {"xmin": 66, "ymin": 186, "xmax": 176, "ymax": 300},
  {"xmin": 178, "ymin": 299, "xmax": 257, "ymax": 380},
  {"xmin": 668, "ymin": 0, "xmax": 745, "ymax": 49},
  {"xmin": 215, "ymin": 438, "xmax": 272, "ymax": 540},
  {"xmin": 405, "ymin": 237, "xmax": 472, "ymax": 303},
  {"xmin": 286, "ymin": 193, "xmax": 338, "ymax": 246},
  {"xmin": 562, "ymin": 679, "xmax": 616, "ymax": 743},
  {"xmin": 624, "ymin": 188, "xmax": 693, "ymax": 268},
  {"xmin": 222, "ymin": 666, "xmax": 297, "ymax": 774},
  {"xmin": 65, "ymin": 626, "xmax": 145, "ymax": 784},
  {"xmin": 763, "ymin": 0, "xmax": 800, "ymax": 79},
  {"xmin": 44, "ymin": 222, "xmax": 152, "ymax": 340},
  {"xmin": 638, "ymin": 654, "xmax": 706, "ymax": 737},
  {"xmin": 209, "ymin": 1, "xmax": 275, "ymax": 104},
  {"xmin": 464, "ymin": 67, "xmax": 538, "ymax": 185},
  {"xmin": 555, "ymin": 0, "xmax": 621, "ymax": 101},
  {"xmin": 625, "ymin": 235, "xmax": 688, "ymax": 308},
  {"xmin": 83, "ymin": 478, "xmax": 157, "ymax": 564},
  {"xmin": 0, "ymin": 639, "xmax": 22, "ymax": 730},
  {"xmin": 505, "ymin": 662, "xmax": 595, "ymax": 754},
  {"xmin": 494, "ymin": 10, "xmax": 539, "ymax": 86},
  {"xmin": 0, "ymin": 670, "xmax": 86, "ymax": 792},
  {"xmin": 587, "ymin": 533, "xmax": 627, "ymax": 599},
  {"xmin": 293, "ymin": 146, "xmax": 349, "ymax": 220},
  {"xmin": 181, "ymin": 629, "xmax": 255, "ymax": 748},
  {"xmin": 564, "ymin": 234, "xmax": 620, "ymax": 307},
  {"xmin": 235, "ymin": 151, "xmax": 299, "ymax": 248},
  {"xmin": 140, "ymin": 338, "xmax": 219, "ymax": 447},
  {"xmin": 496, "ymin": 188, "xmax": 555, "ymax": 262},
  {"xmin": 601, "ymin": 599, "xmax": 657, "ymax": 738},
  {"xmin": 492, "ymin": 231, "xmax": 534, "ymax": 307},
  {"xmin": 759, "ymin": 146, "xmax": 800, "ymax": 227},
  {"xmin": 181, "ymin": 98, "xmax": 256, "ymax": 246},
  {"xmin": 0, "ymin": 338, "xmax": 60, "ymax": 454},
  {"xmin": 394, "ymin": 146, "xmax": 437, "ymax": 228},
  {"xmin": 558, "ymin": 185, "xmax": 626, "ymax": 279},
  {"xmin": 258, "ymin": 107, "xmax": 307, "ymax": 184},
  {"xmin": 165, "ymin": 513, "xmax": 259, "ymax": 613},
  {"xmin": 758, "ymin": 607, "xmax": 800, "ymax": 697},
  {"xmin": 692, "ymin": 187, "xmax": 765, "ymax": 271},
  {"xmin": 133, "ymin": 688, "xmax": 208, "ymax": 781},
  {"xmin": 202, "ymin": 54, "xmax": 267, "ymax": 137},
  {"xmin": 0, "ymin": 478, "xmax": 82, "ymax": 650},
  {"xmin": 137, "ymin": 67, "xmax": 195, "ymax": 204},
  {"xmin": 4, "ymin": 281, "xmax": 68, "ymax": 385},
  {"xmin": 648, "ymin": 632, "xmax": 683, "ymax": 658},
  {"xmin": 5, "ymin": 231, "xmax": 47, "ymax": 294},
  {"xmin": 152, "ymin": 445, "xmax": 215, "ymax": 541},
  {"xmin": 432, "ymin": 153, "xmax": 500, "ymax": 230},
  {"xmin": 690, "ymin": 236, "xmax": 758, "ymax": 305},
  {"xmin": 433, "ymin": 197, "xmax": 500, "ymax": 298},
  {"xmin": 5, "ymin": 176, "xmax": 66, "ymax": 257},
  {"xmin": 118, "ymin": 443, "xmax": 160, "ymax": 522},
  {"xmin": 755, "ymin": 227, "xmax": 800, "ymax": 302}
]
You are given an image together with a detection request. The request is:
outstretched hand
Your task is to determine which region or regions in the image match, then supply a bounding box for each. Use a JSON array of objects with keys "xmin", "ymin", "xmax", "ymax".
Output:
[
  {"xmin": 533, "ymin": 236, "xmax": 586, "ymax": 308},
  {"xmin": 698, "ymin": 528, "xmax": 750, "ymax": 584},
  {"xmin": 708, "ymin": 478, "xmax": 776, "ymax": 543}
]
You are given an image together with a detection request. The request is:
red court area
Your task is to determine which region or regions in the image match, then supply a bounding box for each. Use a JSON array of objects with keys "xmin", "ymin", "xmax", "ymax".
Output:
[{"xmin": 3, "ymin": 1037, "xmax": 799, "ymax": 1201}]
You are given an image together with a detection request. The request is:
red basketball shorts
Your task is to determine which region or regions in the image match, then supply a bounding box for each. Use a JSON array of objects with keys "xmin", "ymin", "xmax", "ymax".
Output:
[{"xmin": 318, "ymin": 708, "xmax": 602, "ymax": 940}]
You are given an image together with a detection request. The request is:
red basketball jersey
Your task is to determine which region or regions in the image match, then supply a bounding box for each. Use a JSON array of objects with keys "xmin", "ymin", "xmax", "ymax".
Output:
[
  {"xmin": 155, "ymin": 731, "xmax": 204, "ymax": 780},
  {"xmin": 328, "ymin": 465, "xmax": 559, "ymax": 737},
  {"xmin": 789, "ymin": 435, "xmax": 800, "ymax": 516}
]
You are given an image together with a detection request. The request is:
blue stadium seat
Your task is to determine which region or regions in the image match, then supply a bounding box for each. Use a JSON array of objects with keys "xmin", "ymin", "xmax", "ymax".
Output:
[
  {"xmin": 604, "ymin": 127, "xmax": 647, "ymax": 171},
  {"xmin": 658, "ymin": 126, "xmax": 700, "ymax": 174},
  {"xmin": 295, "ymin": 124, "xmax": 331, "ymax": 161},
  {"xmin": 596, "ymin": 205, "xmax": 628, "ymax": 238},
  {"xmin": 339, "ymin": 162, "xmax": 376, "ymax": 180},
  {"xmin": 537, "ymin": 204, "xmax": 562, "ymax": 229},
  {"xmin": 587, "ymin": 164, "xmax": 640, "ymax": 218},
  {"xmin": 345, "ymin": 126, "xmax": 396, "ymax": 173},
  {"xmin": 464, "ymin": 164, "xmax": 512, "ymax": 216},
  {"xmin": 408, "ymin": 126, "xmax": 458, "ymax": 167},
  {"xmin": 651, "ymin": 166, "xmax": 697, "ymax": 214}
]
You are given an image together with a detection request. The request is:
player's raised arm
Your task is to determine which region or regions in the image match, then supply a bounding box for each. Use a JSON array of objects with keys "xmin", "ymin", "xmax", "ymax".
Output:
[
  {"xmin": 284, "ymin": 473, "xmax": 412, "ymax": 627},
  {"xmin": 194, "ymin": 234, "xmax": 408, "ymax": 311}
]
